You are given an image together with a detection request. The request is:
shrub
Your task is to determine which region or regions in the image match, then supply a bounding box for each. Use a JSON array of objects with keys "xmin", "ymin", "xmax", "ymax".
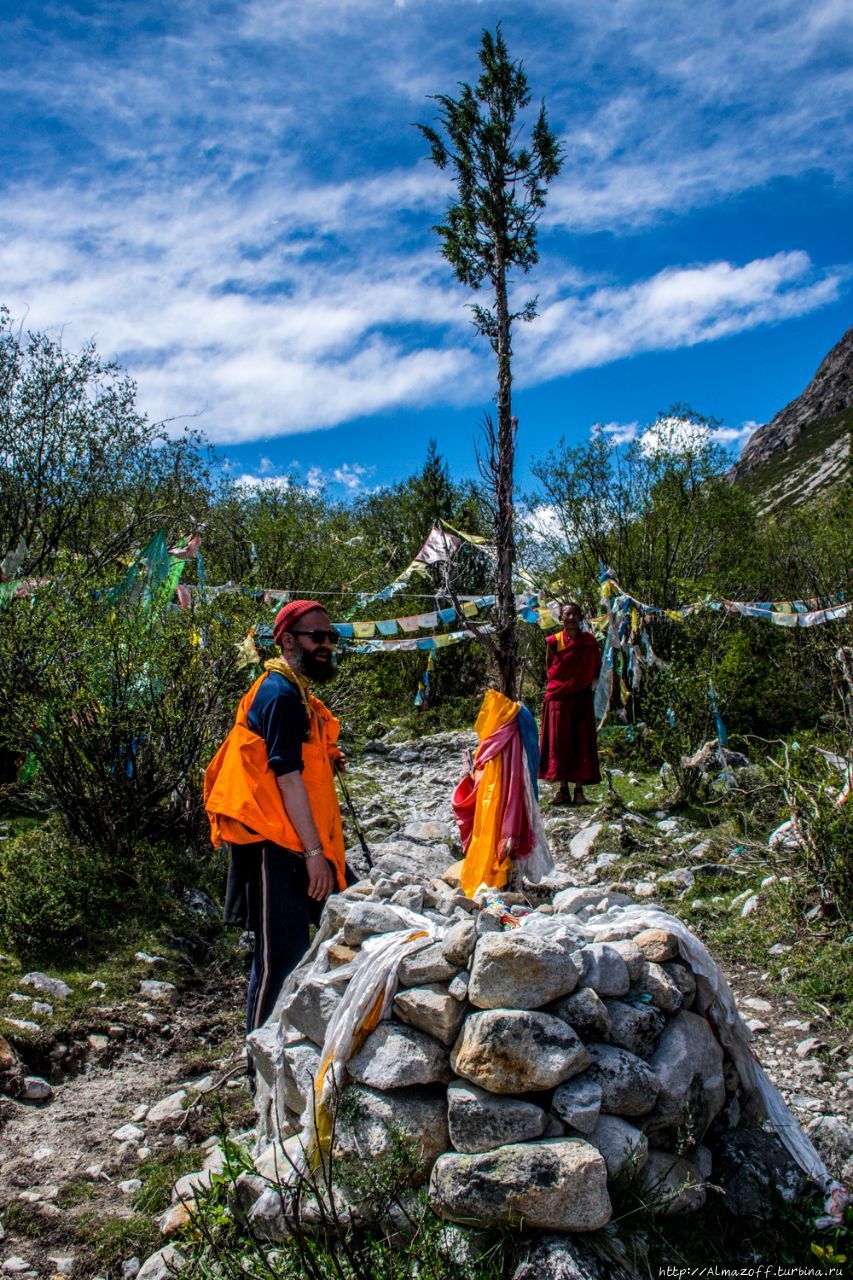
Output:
[
  {"xmin": 0, "ymin": 570, "xmax": 257, "ymax": 861},
  {"xmin": 0, "ymin": 820, "xmax": 120, "ymax": 957}
]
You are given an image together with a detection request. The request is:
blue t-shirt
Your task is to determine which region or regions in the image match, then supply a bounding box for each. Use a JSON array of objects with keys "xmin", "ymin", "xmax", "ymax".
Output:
[{"xmin": 246, "ymin": 672, "xmax": 307, "ymax": 776}]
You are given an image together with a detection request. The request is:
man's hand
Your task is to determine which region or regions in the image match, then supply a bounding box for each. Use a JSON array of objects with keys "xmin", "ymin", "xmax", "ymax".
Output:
[
  {"xmin": 333, "ymin": 752, "xmax": 346, "ymax": 774},
  {"xmin": 306, "ymin": 854, "xmax": 335, "ymax": 901}
]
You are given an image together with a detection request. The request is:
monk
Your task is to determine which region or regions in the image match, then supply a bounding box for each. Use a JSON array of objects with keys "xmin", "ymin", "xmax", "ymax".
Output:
[
  {"xmin": 539, "ymin": 602, "xmax": 602, "ymax": 804},
  {"xmin": 204, "ymin": 600, "xmax": 349, "ymax": 1046}
]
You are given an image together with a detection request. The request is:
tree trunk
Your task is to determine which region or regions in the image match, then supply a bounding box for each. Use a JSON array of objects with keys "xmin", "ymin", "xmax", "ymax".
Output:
[{"xmin": 493, "ymin": 254, "xmax": 517, "ymax": 697}]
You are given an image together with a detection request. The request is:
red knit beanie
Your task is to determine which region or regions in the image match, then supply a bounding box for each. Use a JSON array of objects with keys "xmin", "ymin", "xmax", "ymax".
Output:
[{"xmin": 273, "ymin": 599, "xmax": 326, "ymax": 646}]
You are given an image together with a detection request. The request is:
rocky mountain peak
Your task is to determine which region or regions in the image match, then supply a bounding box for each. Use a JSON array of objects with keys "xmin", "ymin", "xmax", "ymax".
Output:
[{"xmin": 727, "ymin": 322, "xmax": 845, "ymax": 506}]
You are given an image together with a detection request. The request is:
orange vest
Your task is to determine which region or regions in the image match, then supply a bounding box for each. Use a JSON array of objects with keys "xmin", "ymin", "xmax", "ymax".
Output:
[{"xmin": 203, "ymin": 672, "xmax": 347, "ymax": 889}]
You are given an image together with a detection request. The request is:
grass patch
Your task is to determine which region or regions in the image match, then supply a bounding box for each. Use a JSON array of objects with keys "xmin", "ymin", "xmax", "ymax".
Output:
[
  {"xmin": 659, "ymin": 873, "xmax": 853, "ymax": 1028},
  {"xmin": 617, "ymin": 1185, "xmax": 851, "ymax": 1272},
  {"xmin": 76, "ymin": 1212, "xmax": 161, "ymax": 1274},
  {"xmin": 133, "ymin": 1147, "xmax": 203, "ymax": 1215},
  {"xmin": 1, "ymin": 1200, "xmax": 56, "ymax": 1239},
  {"xmin": 57, "ymin": 1176, "xmax": 98, "ymax": 1208}
]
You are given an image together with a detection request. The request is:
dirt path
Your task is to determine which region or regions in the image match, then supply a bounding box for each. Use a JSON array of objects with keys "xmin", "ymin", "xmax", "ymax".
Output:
[{"xmin": 1, "ymin": 976, "xmax": 249, "ymax": 1275}]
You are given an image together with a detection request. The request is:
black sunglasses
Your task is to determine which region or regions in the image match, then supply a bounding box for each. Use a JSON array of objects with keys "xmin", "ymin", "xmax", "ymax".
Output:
[{"xmin": 291, "ymin": 628, "xmax": 338, "ymax": 646}]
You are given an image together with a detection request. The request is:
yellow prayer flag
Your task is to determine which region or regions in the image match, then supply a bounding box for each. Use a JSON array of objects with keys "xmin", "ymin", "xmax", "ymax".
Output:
[{"xmin": 353, "ymin": 621, "xmax": 376, "ymax": 639}]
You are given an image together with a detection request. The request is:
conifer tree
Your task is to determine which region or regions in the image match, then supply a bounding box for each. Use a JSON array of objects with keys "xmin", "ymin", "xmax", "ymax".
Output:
[{"xmin": 418, "ymin": 26, "xmax": 563, "ymax": 694}]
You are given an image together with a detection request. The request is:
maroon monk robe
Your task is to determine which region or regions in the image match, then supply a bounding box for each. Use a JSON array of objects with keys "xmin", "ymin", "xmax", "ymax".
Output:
[{"xmin": 539, "ymin": 628, "xmax": 602, "ymax": 785}]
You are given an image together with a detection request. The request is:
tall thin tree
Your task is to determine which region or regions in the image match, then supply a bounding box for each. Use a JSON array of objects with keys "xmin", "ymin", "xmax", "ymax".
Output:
[{"xmin": 418, "ymin": 26, "xmax": 563, "ymax": 694}]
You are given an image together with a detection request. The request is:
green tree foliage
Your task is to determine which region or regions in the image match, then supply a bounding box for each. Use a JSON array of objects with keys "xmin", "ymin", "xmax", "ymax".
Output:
[
  {"xmin": 528, "ymin": 410, "xmax": 761, "ymax": 606},
  {"xmin": 528, "ymin": 412, "xmax": 851, "ymax": 744},
  {"xmin": 419, "ymin": 26, "xmax": 563, "ymax": 694},
  {"xmin": 0, "ymin": 306, "xmax": 209, "ymax": 574},
  {"xmin": 0, "ymin": 570, "xmax": 256, "ymax": 859}
]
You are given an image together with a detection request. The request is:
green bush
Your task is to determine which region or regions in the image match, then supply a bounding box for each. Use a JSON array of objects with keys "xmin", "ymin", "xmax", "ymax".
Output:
[
  {"xmin": 808, "ymin": 781, "xmax": 853, "ymax": 914},
  {"xmin": 0, "ymin": 817, "xmax": 218, "ymax": 959},
  {"xmin": 0, "ymin": 820, "xmax": 120, "ymax": 957},
  {"xmin": 0, "ymin": 571, "xmax": 257, "ymax": 860}
]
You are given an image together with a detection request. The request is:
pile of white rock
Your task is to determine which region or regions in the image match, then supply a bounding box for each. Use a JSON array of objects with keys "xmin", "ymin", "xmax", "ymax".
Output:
[{"xmin": 241, "ymin": 869, "xmax": 791, "ymax": 1242}]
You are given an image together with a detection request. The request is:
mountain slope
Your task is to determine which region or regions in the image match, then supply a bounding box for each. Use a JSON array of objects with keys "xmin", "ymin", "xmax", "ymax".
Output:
[{"xmin": 731, "ymin": 324, "xmax": 852, "ymax": 512}]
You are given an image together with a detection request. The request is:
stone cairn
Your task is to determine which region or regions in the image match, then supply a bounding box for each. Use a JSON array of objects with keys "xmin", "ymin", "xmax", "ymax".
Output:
[{"xmin": 240, "ymin": 859, "xmax": 807, "ymax": 1244}]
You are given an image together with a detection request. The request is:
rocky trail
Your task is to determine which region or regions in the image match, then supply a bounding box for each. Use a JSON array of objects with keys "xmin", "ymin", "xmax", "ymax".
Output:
[{"xmin": 1, "ymin": 729, "xmax": 850, "ymax": 1276}]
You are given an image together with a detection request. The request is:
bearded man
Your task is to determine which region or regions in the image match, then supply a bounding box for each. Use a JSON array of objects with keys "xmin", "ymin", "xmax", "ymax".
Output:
[{"xmin": 204, "ymin": 600, "xmax": 348, "ymax": 1041}]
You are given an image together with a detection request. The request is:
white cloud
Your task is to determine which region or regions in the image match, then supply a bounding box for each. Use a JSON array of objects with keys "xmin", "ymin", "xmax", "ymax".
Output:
[
  {"xmin": 637, "ymin": 414, "xmax": 758, "ymax": 457},
  {"xmin": 331, "ymin": 463, "xmax": 376, "ymax": 492},
  {"xmin": 233, "ymin": 472, "xmax": 294, "ymax": 492},
  {"xmin": 595, "ymin": 415, "xmax": 761, "ymax": 457},
  {"xmin": 542, "ymin": 0, "xmax": 853, "ymax": 229},
  {"xmin": 711, "ymin": 424, "xmax": 757, "ymax": 452},
  {"xmin": 1, "ymin": 0, "xmax": 850, "ymax": 446},
  {"xmin": 522, "ymin": 502, "xmax": 563, "ymax": 543},
  {"xmin": 304, "ymin": 462, "xmax": 377, "ymax": 494},
  {"xmin": 3, "ymin": 172, "xmax": 841, "ymax": 441},
  {"xmin": 637, "ymin": 416, "xmax": 712, "ymax": 457},
  {"xmin": 519, "ymin": 252, "xmax": 844, "ymax": 383},
  {"xmin": 596, "ymin": 421, "xmax": 641, "ymax": 445}
]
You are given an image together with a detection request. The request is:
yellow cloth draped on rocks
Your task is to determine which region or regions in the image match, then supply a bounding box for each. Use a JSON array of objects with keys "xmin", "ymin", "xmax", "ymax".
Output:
[{"xmin": 453, "ymin": 690, "xmax": 522, "ymax": 897}]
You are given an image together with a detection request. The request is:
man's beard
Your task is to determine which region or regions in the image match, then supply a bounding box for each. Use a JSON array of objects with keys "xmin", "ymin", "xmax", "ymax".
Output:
[{"xmin": 294, "ymin": 648, "xmax": 336, "ymax": 684}]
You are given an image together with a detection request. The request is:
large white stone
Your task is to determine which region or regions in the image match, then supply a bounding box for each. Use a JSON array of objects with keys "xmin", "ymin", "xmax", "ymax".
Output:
[
  {"xmin": 21, "ymin": 1076, "xmax": 52, "ymax": 1101},
  {"xmin": 139, "ymin": 980, "xmax": 178, "ymax": 1005},
  {"xmin": 583, "ymin": 1044, "xmax": 660, "ymax": 1116},
  {"xmin": 576, "ymin": 944, "xmax": 630, "ymax": 998},
  {"xmin": 441, "ymin": 918, "xmax": 477, "ymax": 967},
  {"xmin": 369, "ymin": 839, "xmax": 455, "ymax": 884},
  {"xmin": 281, "ymin": 1040, "xmax": 320, "ymax": 1113},
  {"xmin": 20, "ymin": 972, "xmax": 73, "ymax": 999},
  {"xmin": 550, "ymin": 986, "xmax": 612, "ymax": 1041},
  {"xmin": 112, "ymin": 1124, "xmax": 146, "ymax": 1143},
  {"xmin": 552, "ymin": 886, "xmax": 605, "ymax": 915},
  {"xmin": 634, "ymin": 962, "xmax": 683, "ymax": 1014},
  {"xmin": 393, "ymin": 984, "xmax": 466, "ymax": 1046},
  {"xmin": 430, "ymin": 1139, "xmax": 611, "ymax": 1232},
  {"xmin": 342, "ymin": 902, "xmax": 413, "ymax": 945},
  {"xmin": 147, "ymin": 1089, "xmax": 188, "ymax": 1129},
  {"xmin": 398, "ymin": 943, "xmax": 460, "ymax": 986},
  {"xmin": 402, "ymin": 818, "xmax": 455, "ymax": 844},
  {"xmin": 333, "ymin": 1085, "xmax": 449, "ymax": 1175},
  {"xmin": 172, "ymin": 1169, "xmax": 213, "ymax": 1203},
  {"xmin": 645, "ymin": 1010, "xmax": 725, "ymax": 1146},
  {"xmin": 468, "ymin": 933, "xmax": 580, "ymax": 1009},
  {"xmin": 348, "ymin": 1022, "xmax": 451, "ymax": 1089},
  {"xmin": 451, "ymin": 1010, "xmax": 589, "ymax": 1094},
  {"xmin": 604, "ymin": 1000, "xmax": 667, "ymax": 1058},
  {"xmin": 447, "ymin": 1082, "xmax": 547, "ymax": 1153},
  {"xmin": 137, "ymin": 1246, "xmax": 186, "ymax": 1280},
  {"xmin": 569, "ymin": 823, "xmax": 604, "ymax": 861},
  {"xmin": 585, "ymin": 1115, "xmax": 649, "ymax": 1180},
  {"xmin": 638, "ymin": 1149, "xmax": 707, "ymax": 1214},
  {"xmin": 551, "ymin": 1077, "xmax": 602, "ymax": 1135},
  {"xmin": 281, "ymin": 975, "xmax": 342, "ymax": 1046}
]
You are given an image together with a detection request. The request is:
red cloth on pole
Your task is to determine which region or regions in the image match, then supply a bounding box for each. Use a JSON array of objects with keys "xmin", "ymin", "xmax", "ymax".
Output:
[
  {"xmin": 452, "ymin": 717, "xmax": 536, "ymax": 864},
  {"xmin": 539, "ymin": 629, "xmax": 602, "ymax": 785}
]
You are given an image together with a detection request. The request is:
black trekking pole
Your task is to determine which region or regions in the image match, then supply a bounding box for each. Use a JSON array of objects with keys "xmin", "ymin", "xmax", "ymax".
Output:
[{"xmin": 336, "ymin": 772, "xmax": 374, "ymax": 869}]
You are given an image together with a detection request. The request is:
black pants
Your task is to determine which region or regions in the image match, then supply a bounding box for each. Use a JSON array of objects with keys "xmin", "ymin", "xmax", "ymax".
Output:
[{"xmin": 225, "ymin": 842, "xmax": 349, "ymax": 1037}]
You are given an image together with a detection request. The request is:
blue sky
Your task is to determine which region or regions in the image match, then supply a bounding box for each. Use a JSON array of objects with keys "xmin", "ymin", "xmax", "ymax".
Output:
[{"xmin": 3, "ymin": 0, "xmax": 851, "ymax": 496}]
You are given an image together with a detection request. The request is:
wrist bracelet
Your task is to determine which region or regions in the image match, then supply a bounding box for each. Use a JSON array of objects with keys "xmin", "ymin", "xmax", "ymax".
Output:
[{"xmin": 303, "ymin": 846, "xmax": 325, "ymax": 860}]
